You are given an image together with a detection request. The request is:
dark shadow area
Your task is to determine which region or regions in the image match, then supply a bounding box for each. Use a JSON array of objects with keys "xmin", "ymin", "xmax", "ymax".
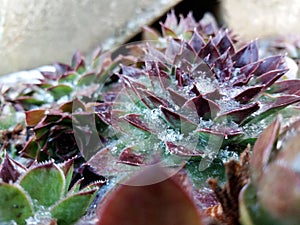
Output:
[{"xmin": 127, "ymin": 0, "xmax": 221, "ymax": 42}]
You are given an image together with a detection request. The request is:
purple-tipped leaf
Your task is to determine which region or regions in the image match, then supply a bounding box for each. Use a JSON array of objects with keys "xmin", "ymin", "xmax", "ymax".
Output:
[
  {"xmin": 160, "ymin": 106, "xmax": 197, "ymax": 131},
  {"xmin": 183, "ymin": 95, "xmax": 220, "ymax": 120},
  {"xmin": 234, "ymin": 86, "xmax": 264, "ymax": 104},
  {"xmin": 189, "ymin": 30, "xmax": 205, "ymax": 53},
  {"xmin": 254, "ymin": 55, "xmax": 284, "ymax": 76},
  {"xmin": 123, "ymin": 114, "xmax": 153, "ymax": 133},
  {"xmin": 255, "ymin": 69, "xmax": 288, "ymax": 86},
  {"xmin": 0, "ymin": 153, "xmax": 26, "ymax": 183},
  {"xmin": 215, "ymin": 32, "xmax": 235, "ymax": 55},
  {"xmin": 198, "ymin": 38, "xmax": 220, "ymax": 64},
  {"xmin": 240, "ymin": 61, "xmax": 261, "ymax": 78},
  {"xmin": 232, "ymin": 41, "xmax": 258, "ymax": 68},
  {"xmin": 217, "ymin": 102, "xmax": 260, "ymax": 124},
  {"xmin": 71, "ymin": 51, "xmax": 86, "ymax": 72}
]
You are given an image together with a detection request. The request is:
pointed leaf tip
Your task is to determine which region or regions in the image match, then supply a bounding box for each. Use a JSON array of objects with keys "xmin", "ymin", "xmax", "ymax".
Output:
[{"xmin": 232, "ymin": 41, "xmax": 258, "ymax": 68}]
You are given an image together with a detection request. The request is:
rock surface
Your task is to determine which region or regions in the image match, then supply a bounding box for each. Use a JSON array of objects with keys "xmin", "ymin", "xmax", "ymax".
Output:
[
  {"xmin": 221, "ymin": 0, "xmax": 300, "ymax": 40},
  {"xmin": 0, "ymin": 0, "xmax": 181, "ymax": 75}
]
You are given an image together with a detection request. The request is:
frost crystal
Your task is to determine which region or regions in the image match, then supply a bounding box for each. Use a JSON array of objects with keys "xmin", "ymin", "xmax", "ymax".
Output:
[
  {"xmin": 1, "ymin": 221, "xmax": 17, "ymax": 225},
  {"xmin": 194, "ymin": 75, "xmax": 217, "ymax": 94},
  {"xmin": 216, "ymin": 98, "xmax": 241, "ymax": 114},
  {"xmin": 26, "ymin": 205, "xmax": 53, "ymax": 225},
  {"xmin": 158, "ymin": 129, "xmax": 183, "ymax": 143}
]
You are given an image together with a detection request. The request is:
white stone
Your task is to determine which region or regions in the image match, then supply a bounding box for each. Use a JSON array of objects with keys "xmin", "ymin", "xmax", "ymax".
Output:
[
  {"xmin": 221, "ymin": 0, "xmax": 300, "ymax": 41},
  {"xmin": 0, "ymin": 0, "xmax": 181, "ymax": 75}
]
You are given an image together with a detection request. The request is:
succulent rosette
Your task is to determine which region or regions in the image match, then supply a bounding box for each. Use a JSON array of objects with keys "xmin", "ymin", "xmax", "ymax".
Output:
[
  {"xmin": 88, "ymin": 12, "xmax": 300, "ymax": 185},
  {"xmin": 17, "ymin": 47, "xmax": 123, "ymax": 163},
  {"xmin": 0, "ymin": 155, "xmax": 102, "ymax": 225},
  {"xmin": 21, "ymin": 98, "xmax": 114, "ymax": 163},
  {"xmin": 0, "ymin": 48, "xmax": 118, "ymax": 113}
]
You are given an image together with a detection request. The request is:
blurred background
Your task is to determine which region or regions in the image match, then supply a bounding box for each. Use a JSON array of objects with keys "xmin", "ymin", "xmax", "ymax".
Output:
[{"xmin": 0, "ymin": 0, "xmax": 299, "ymax": 76}]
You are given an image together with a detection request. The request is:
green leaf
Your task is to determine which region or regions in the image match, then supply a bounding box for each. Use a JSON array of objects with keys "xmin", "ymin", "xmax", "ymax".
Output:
[
  {"xmin": 16, "ymin": 96, "xmax": 45, "ymax": 108},
  {"xmin": 239, "ymin": 183, "xmax": 280, "ymax": 225},
  {"xmin": 97, "ymin": 62, "xmax": 118, "ymax": 84},
  {"xmin": 51, "ymin": 190, "xmax": 97, "ymax": 225},
  {"xmin": 142, "ymin": 26, "xmax": 160, "ymax": 40},
  {"xmin": 18, "ymin": 162, "xmax": 65, "ymax": 207},
  {"xmin": 0, "ymin": 183, "xmax": 33, "ymax": 225},
  {"xmin": 185, "ymin": 158, "xmax": 225, "ymax": 188},
  {"xmin": 47, "ymin": 85, "xmax": 73, "ymax": 100},
  {"xmin": 0, "ymin": 104, "xmax": 17, "ymax": 130},
  {"xmin": 59, "ymin": 158, "xmax": 75, "ymax": 195},
  {"xmin": 59, "ymin": 72, "xmax": 78, "ymax": 83},
  {"xmin": 77, "ymin": 72, "xmax": 97, "ymax": 86},
  {"xmin": 20, "ymin": 138, "xmax": 39, "ymax": 159},
  {"xmin": 182, "ymin": 31, "xmax": 193, "ymax": 40}
]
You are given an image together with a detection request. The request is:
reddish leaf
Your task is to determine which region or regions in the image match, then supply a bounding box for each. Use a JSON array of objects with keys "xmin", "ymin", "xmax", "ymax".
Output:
[
  {"xmin": 165, "ymin": 141, "xmax": 203, "ymax": 156},
  {"xmin": 259, "ymin": 163, "xmax": 300, "ymax": 222},
  {"xmin": 175, "ymin": 68, "xmax": 185, "ymax": 87},
  {"xmin": 25, "ymin": 109, "xmax": 46, "ymax": 126},
  {"xmin": 214, "ymin": 49, "xmax": 233, "ymax": 72},
  {"xmin": 123, "ymin": 114, "xmax": 152, "ymax": 133},
  {"xmin": 158, "ymin": 70, "xmax": 171, "ymax": 90},
  {"xmin": 160, "ymin": 106, "xmax": 197, "ymax": 132},
  {"xmin": 0, "ymin": 153, "xmax": 26, "ymax": 183},
  {"xmin": 142, "ymin": 90, "xmax": 170, "ymax": 108},
  {"xmin": 197, "ymin": 126, "xmax": 243, "ymax": 137},
  {"xmin": 250, "ymin": 117, "xmax": 281, "ymax": 184},
  {"xmin": 183, "ymin": 95, "xmax": 220, "ymax": 120},
  {"xmin": 94, "ymin": 102, "xmax": 112, "ymax": 125},
  {"xmin": 54, "ymin": 63, "xmax": 73, "ymax": 77},
  {"xmin": 234, "ymin": 86, "xmax": 263, "ymax": 104},
  {"xmin": 165, "ymin": 39, "xmax": 182, "ymax": 64},
  {"xmin": 96, "ymin": 167, "xmax": 203, "ymax": 225},
  {"xmin": 88, "ymin": 148, "xmax": 137, "ymax": 177},
  {"xmin": 118, "ymin": 148, "xmax": 145, "ymax": 166},
  {"xmin": 59, "ymin": 99, "xmax": 85, "ymax": 113},
  {"xmin": 260, "ymin": 95, "xmax": 300, "ymax": 114},
  {"xmin": 71, "ymin": 51, "xmax": 86, "ymax": 72},
  {"xmin": 267, "ymin": 79, "xmax": 300, "ymax": 95}
]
